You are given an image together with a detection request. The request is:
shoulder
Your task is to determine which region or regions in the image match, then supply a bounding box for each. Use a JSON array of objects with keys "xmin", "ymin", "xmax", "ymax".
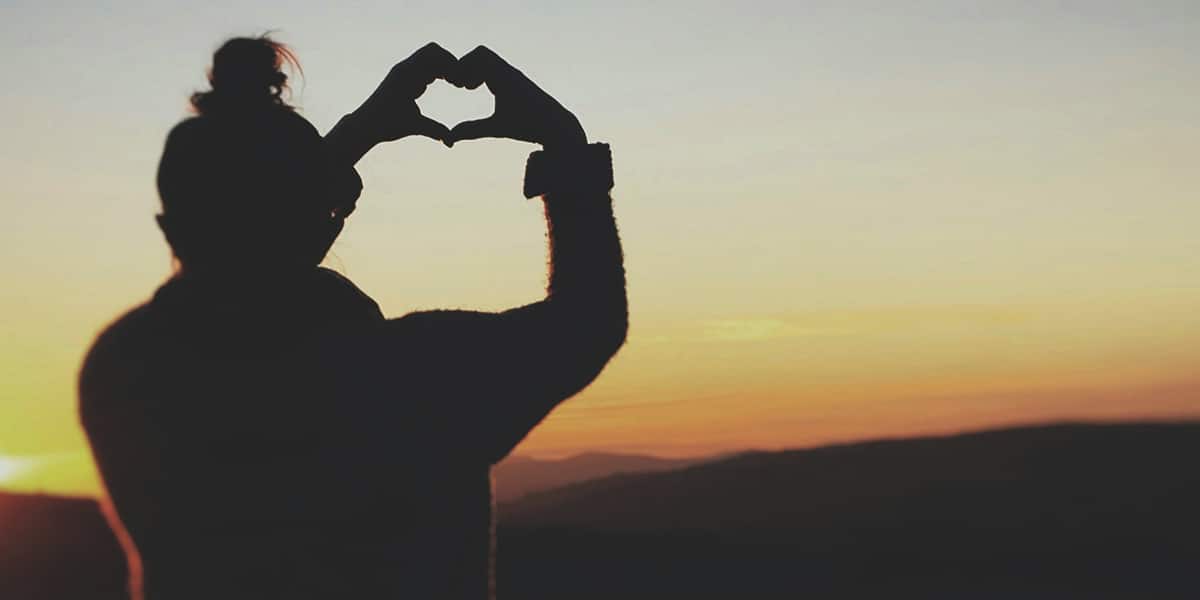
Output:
[
  {"xmin": 385, "ymin": 309, "xmax": 501, "ymax": 339},
  {"xmin": 81, "ymin": 303, "xmax": 157, "ymax": 373},
  {"xmin": 390, "ymin": 308, "xmax": 493, "ymax": 326},
  {"xmin": 312, "ymin": 267, "xmax": 384, "ymax": 320},
  {"xmin": 78, "ymin": 303, "xmax": 158, "ymax": 423},
  {"xmin": 363, "ymin": 310, "xmax": 503, "ymax": 360}
]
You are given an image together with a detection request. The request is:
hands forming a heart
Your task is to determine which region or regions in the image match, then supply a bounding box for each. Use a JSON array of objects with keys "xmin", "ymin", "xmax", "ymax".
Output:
[{"xmin": 353, "ymin": 43, "xmax": 587, "ymax": 150}]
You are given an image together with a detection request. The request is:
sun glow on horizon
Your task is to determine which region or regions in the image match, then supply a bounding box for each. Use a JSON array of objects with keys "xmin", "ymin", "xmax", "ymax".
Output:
[{"xmin": 0, "ymin": 456, "xmax": 38, "ymax": 485}]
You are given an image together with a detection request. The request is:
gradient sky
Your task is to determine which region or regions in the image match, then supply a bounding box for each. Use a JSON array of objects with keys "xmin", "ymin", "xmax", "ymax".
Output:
[{"xmin": 1, "ymin": 1, "xmax": 1198, "ymax": 496}]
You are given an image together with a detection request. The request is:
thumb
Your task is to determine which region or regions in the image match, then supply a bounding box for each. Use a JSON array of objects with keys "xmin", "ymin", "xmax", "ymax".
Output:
[
  {"xmin": 410, "ymin": 115, "xmax": 451, "ymax": 143},
  {"xmin": 444, "ymin": 117, "xmax": 505, "ymax": 147}
]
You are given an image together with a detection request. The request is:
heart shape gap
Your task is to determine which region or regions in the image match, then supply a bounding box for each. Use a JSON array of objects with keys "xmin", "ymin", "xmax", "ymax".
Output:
[{"xmin": 416, "ymin": 80, "xmax": 495, "ymax": 134}]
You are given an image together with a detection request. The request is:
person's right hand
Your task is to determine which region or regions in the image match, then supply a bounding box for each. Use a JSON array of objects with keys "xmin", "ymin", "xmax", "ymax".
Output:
[
  {"xmin": 443, "ymin": 46, "xmax": 587, "ymax": 150},
  {"xmin": 352, "ymin": 42, "xmax": 457, "ymax": 143}
]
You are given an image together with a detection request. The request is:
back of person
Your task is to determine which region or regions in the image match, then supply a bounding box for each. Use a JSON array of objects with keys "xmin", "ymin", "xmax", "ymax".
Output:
[
  {"xmin": 79, "ymin": 37, "xmax": 626, "ymax": 599},
  {"xmin": 83, "ymin": 269, "xmax": 499, "ymax": 598}
]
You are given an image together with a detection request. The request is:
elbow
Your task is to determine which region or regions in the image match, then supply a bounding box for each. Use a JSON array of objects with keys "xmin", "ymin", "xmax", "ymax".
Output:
[
  {"xmin": 547, "ymin": 291, "xmax": 628, "ymax": 364},
  {"xmin": 610, "ymin": 286, "xmax": 630, "ymax": 350},
  {"xmin": 567, "ymin": 306, "xmax": 627, "ymax": 367},
  {"xmin": 610, "ymin": 308, "xmax": 629, "ymax": 355},
  {"xmin": 594, "ymin": 303, "xmax": 628, "ymax": 361}
]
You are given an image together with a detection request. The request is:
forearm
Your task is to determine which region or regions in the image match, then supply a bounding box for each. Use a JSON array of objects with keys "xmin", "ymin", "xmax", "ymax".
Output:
[
  {"xmin": 540, "ymin": 184, "xmax": 628, "ymax": 351},
  {"xmin": 386, "ymin": 151, "xmax": 627, "ymax": 463},
  {"xmin": 320, "ymin": 113, "xmax": 376, "ymax": 218},
  {"xmin": 323, "ymin": 112, "xmax": 378, "ymax": 167}
]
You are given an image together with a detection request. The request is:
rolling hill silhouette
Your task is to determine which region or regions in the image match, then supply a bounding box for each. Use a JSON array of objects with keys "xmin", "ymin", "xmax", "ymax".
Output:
[
  {"xmin": 2, "ymin": 421, "xmax": 1197, "ymax": 599},
  {"xmin": 493, "ymin": 452, "xmax": 707, "ymax": 502},
  {"xmin": 0, "ymin": 492, "xmax": 127, "ymax": 600},
  {"xmin": 497, "ymin": 422, "xmax": 1200, "ymax": 598}
]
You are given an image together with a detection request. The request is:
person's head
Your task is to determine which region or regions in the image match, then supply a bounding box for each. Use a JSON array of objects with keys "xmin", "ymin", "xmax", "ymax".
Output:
[{"xmin": 156, "ymin": 35, "xmax": 357, "ymax": 275}]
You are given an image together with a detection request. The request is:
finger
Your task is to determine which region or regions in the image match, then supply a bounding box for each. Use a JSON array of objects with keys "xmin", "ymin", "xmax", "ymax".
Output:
[
  {"xmin": 332, "ymin": 200, "xmax": 356, "ymax": 220},
  {"xmin": 447, "ymin": 45, "xmax": 507, "ymax": 90},
  {"xmin": 410, "ymin": 115, "xmax": 451, "ymax": 142},
  {"xmin": 444, "ymin": 117, "xmax": 505, "ymax": 146},
  {"xmin": 389, "ymin": 43, "xmax": 456, "ymax": 93},
  {"xmin": 411, "ymin": 42, "xmax": 458, "ymax": 81}
]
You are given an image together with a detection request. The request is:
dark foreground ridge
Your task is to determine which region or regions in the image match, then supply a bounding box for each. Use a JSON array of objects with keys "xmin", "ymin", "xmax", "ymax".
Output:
[
  {"xmin": 3, "ymin": 421, "xmax": 1198, "ymax": 599},
  {"xmin": 0, "ymin": 492, "xmax": 126, "ymax": 600},
  {"xmin": 498, "ymin": 421, "xmax": 1200, "ymax": 598}
]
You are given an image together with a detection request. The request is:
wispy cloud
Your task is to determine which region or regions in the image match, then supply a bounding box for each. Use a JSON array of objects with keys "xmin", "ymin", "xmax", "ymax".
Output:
[
  {"xmin": 641, "ymin": 305, "xmax": 1035, "ymax": 345},
  {"xmin": 700, "ymin": 319, "xmax": 853, "ymax": 342}
]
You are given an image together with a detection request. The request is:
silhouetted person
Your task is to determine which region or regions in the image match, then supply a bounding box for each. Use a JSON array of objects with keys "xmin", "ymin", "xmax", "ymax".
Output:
[{"xmin": 78, "ymin": 37, "xmax": 626, "ymax": 600}]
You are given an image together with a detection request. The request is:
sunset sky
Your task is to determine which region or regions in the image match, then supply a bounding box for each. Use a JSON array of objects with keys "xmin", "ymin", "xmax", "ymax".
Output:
[{"xmin": 1, "ymin": 1, "xmax": 1198, "ymax": 496}]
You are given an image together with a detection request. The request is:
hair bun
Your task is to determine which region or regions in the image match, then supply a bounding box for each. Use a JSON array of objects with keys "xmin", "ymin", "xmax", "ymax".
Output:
[{"xmin": 191, "ymin": 35, "xmax": 299, "ymax": 115}]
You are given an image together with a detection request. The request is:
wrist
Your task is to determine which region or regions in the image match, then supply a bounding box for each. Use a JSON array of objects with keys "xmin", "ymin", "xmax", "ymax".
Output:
[
  {"xmin": 326, "ymin": 112, "xmax": 380, "ymax": 165},
  {"xmin": 524, "ymin": 142, "xmax": 612, "ymax": 199},
  {"xmin": 540, "ymin": 118, "xmax": 588, "ymax": 151}
]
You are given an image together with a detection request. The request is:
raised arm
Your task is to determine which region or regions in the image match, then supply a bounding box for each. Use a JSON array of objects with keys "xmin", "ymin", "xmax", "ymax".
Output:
[
  {"xmin": 325, "ymin": 43, "xmax": 456, "ymax": 160},
  {"xmin": 322, "ymin": 43, "xmax": 458, "ymax": 218},
  {"xmin": 389, "ymin": 47, "xmax": 628, "ymax": 463}
]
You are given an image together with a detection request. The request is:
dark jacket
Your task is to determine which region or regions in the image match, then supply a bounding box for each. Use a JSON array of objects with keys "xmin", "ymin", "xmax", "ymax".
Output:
[{"xmin": 79, "ymin": 188, "xmax": 626, "ymax": 599}]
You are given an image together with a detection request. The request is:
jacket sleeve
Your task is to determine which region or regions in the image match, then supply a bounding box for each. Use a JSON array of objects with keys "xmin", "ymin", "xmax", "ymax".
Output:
[{"xmin": 387, "ymin": 184, "xmax": 627, "ymax": 464}]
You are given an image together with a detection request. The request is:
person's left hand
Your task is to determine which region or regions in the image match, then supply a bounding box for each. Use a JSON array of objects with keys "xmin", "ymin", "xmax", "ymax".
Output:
[
  {"xmin": 353, "ymin": 42, "xmax": 458, "ymax": 143},
  {"xmin": 442, "ymin": 46, "xmax": 587, "ymax": 150}
]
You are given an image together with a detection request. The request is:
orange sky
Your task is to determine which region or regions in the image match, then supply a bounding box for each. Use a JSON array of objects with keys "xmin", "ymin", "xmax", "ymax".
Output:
[{"xmin": 2, "ymin": 2, "xmax": 1199, "ymax": 496}]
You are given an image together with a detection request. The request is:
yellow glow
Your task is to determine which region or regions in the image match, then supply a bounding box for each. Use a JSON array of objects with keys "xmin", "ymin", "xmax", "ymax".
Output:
[{"xmin": 0, "ymin": 456, "xmax": 36, "ymax": 485}]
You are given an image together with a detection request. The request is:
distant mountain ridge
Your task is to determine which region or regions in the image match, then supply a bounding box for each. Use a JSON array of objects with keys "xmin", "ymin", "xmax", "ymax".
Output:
[
  {"xmin": 0, "ymin": 492, "xmax": 127, "ymax": 600},
  {"xmin": 493, "ymin": 451, "xmax": 709, "ymax": 502},
  {"xmin": 496, "ymin": 421, "xmax": 1200, "ymax": 597},
  {"xmin": 500, "ymin": 421, "xmax": 1200, "ymax": 531}
]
